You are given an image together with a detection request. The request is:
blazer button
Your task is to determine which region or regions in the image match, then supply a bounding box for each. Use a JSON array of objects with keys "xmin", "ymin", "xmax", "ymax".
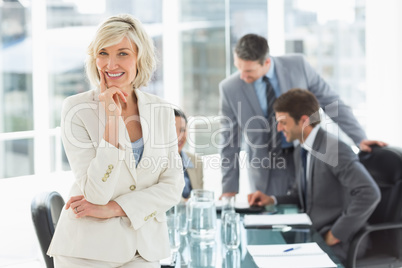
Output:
[
  {"xmin": 102, "ymin": 177, "xmax": 107, "ymax": 182},
  {"xmin": 129, "ymin": 185, "xmax": 136, "ymax": 191},
  {"xmin": 104, "ymin": 173, "xmax": 109, "ymax": 178},
  {"xmin": 108, "ymin": 164, "xmax": 114, "ymax": 169},
  {"xmin": 144, "ymin": 216, "xmax": 149, "ymax": 221},
  {"xmin": 106, "ymin": 168, "xmax": 112, "ymax": 174}
]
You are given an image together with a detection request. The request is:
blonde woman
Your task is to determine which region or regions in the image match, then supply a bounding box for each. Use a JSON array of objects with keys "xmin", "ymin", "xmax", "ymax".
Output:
[{"xmin": 48, "ymin": 14, "xmax": 184, "ymax": 267}]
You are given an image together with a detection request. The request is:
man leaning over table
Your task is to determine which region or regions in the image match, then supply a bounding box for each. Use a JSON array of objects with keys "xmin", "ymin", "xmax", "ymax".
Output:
[{"xmin": 248, "ymin": 89, "xmax": 381, "ymax": 263}]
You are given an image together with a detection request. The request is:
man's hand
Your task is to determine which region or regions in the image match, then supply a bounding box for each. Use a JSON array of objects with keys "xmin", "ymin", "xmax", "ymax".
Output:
[
  {"xmin": 248, "ymin": 191, "xmax": 274, "ymax": 207},
  {"xmin": 325, "ymin": 230, "xmax": 340, "ymax": 246},
  {"xmin": 359, "ymin": 139, "xmax": 387, "ymax": 152}
]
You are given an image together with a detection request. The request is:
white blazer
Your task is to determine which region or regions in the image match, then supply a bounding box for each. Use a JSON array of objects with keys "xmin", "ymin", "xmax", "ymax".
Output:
[{"xmin": 48, "ymin": 88, "xmax": 184, "ymax": 263}]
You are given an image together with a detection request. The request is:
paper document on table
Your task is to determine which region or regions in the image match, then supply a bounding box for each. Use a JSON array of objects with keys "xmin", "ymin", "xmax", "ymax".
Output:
[
  {"xmin": 248, "ymin": 242, "xmax": 326, "ymax": 256},
  {"xmin": 247, "ymin": 243, "xmax": 337, "ymax": 268},
  {"xmin": 252, "ymin": 254, "xmax": 337, "ymax": 268},
  {"xmin": 243, "ymin": 213, "xmax": 312, "ymax": 227}
]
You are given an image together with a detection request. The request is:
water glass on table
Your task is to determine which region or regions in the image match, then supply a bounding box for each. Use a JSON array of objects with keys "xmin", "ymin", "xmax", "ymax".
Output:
[
  {"xmin": 220, "ymin": 196, "xmax": 235, "ymax": 241},
  {"xmin": 189, "ymin": 238, "xmax": 216, "ymax": 268},
  {"xmin": 188, "ymin": 189, "xmax": 217, "ymax": 240},
  {"xmin": 221, "ymin": 195, "xmax": 235, "ymax": 219},
  {"xmin": 177, "ymin": 201, "xmax": 188, "ymax": 235},
  {"xmin": 224, "ymin": 248, "xmax": 241, "ymax": 268},
  {"xmin": 167, "ymin": 205, "xmax": 181, "ymax": 252},
  {"xmin": 222, "ymin": 211, "xmax": 241, "ymax": 250}
]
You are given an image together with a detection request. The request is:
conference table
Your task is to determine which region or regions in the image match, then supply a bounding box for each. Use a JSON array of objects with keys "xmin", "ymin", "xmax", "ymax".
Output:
[{"xmin": 167, "ymin": 204, "xmax": 345, "ymax": 268}]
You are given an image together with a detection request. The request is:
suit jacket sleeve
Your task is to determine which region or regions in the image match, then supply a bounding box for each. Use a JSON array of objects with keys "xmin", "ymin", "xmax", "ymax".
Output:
[
  {"xmin": 61, "ymin": 97, "xmax": 126, "ymax": 205},
  {"xmin": 219, "ymin": 81, "xmax": 241, "ymax": 193},
  {"xmin": 329, "ymin": 144, "xmax": 380, "ymax": 242},
  {"xmin": 302, "ymin": 56, "xmax": 367, "ymax": 144}
]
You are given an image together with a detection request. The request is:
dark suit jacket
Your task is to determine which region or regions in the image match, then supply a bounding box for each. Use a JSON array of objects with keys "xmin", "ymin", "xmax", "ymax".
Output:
[{"xmin": 276, "ymin": 128, "xmax": 380, "ymax": 259}]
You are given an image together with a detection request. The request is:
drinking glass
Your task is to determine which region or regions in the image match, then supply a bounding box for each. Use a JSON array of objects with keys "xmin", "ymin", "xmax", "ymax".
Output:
[
  {"xmin": 221, "ymin": 195, "xmax": 235, "ymax": 221},
  {"xmin": 222, "ymin": 212, "xmax": 241, "ymax": 249},
  {"xmin": 189, "ymin": 237, "xmax": 216, "ymax": 268},
  {"xmin": 179, "ymin": 234, "xmax": 190, "ymax": 266},
  {"xmin": 224, "ymin": 248, "xmax": 241, "ymax": 268},
  {"xmin": 166, "ymin": 206, "xmax": 181, "ymax": 252},
  {"xmin": 188, "ymin": 189, "xmax": 217, "ymax": 240},
  {"xmin": 220, "ymin": 196, "xmax": 235, "ymax": 241},
  {"xmin": 177, "ymin": 200, "xmax": 188, "ymax": 235}
]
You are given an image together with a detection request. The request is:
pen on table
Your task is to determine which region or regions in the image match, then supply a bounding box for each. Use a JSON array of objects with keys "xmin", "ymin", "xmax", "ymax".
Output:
[{"xmin": 283, "ymin": 246, "xmax": 301, "ymax": 252}]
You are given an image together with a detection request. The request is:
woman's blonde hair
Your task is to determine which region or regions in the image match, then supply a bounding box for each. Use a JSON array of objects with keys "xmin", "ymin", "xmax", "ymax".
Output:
[{"xmin": 85, "ymin": 14, "xmax": 156, "ymax": 89}]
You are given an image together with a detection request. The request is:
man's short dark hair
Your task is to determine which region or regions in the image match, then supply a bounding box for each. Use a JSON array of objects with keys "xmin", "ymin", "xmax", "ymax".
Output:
[
  {"xmin": 273, "ymin": 88, "xmax": 321, "ymax": 127},
  {"xmin": 174, "ymin": 109, "xmax": 188, "ymax": 125},
  {"xmin": 234, "ymin": 34, "xmax": 270, "ymax": 65}
]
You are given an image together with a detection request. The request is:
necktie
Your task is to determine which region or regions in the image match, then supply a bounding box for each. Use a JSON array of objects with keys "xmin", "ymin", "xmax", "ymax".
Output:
[
  {"xmin": 300, "ymin": 147, "xmax": 308, "ymax": 209},
  {"xmin": 182, "ymin": 169, "xmax": 192, "ymax": 198},
  {"xmin": 263, "ymin": 76, "xmax": 281, "ymax": 154}
]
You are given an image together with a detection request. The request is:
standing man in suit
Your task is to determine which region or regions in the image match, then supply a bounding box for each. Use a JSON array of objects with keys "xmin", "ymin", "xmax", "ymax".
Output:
[
  {"xmin": 174, "ymin": 109, "xmax": 204, "ymax": 199},
  {"xmin": 248, "ymin": 89, "xmax": 381, "ymax": 262},
  {"xmin": 219, "ymin": 33, "xmax": 385, "ymax": 197}
]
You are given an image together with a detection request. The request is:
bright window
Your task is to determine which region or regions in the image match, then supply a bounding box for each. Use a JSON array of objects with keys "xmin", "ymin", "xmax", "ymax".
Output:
[{"xmin": 0, "ymin": 0, "xmax": 368, "ymax": 174}]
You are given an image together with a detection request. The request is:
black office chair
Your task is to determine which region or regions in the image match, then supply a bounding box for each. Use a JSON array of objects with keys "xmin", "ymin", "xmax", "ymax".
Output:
[
  {"xmin": 346, "ymin": 145, "xmax": 402, "ymax": 268},
  {"xmin": 31, "ymin": 191, "xmax": 65, "ymax": 268}
]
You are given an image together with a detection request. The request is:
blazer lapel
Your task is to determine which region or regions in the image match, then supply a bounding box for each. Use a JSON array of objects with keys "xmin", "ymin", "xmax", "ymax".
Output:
[
  {"xmin": 307, "ymin": 152, "xmax": 315, "ymax": 213},
  {"xmin": 294, "ymin": 145, "xmax": 307, "ymax": 210},
  {"xmin": 132, "ymin": 89, "xmax": 150, "ymax": 180},
  {"xmin": 307, "ymin": 128, "xmax": 325, "ymax": 212},
  {"xmin": 92, "ymin": 88, "xmax": 106, "ymax": 140}
]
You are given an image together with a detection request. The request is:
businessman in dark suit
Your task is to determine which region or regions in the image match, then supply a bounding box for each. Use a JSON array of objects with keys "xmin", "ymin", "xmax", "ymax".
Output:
[
  {"xmin": 248, "ymin": 89, "xmax": 381, "ymax": 262},
  {"xmin": 219, "ymin": 34, "xmax": 386, "ymax": 198}
]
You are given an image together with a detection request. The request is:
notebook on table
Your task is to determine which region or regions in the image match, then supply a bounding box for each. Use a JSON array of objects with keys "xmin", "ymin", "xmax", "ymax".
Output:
[{"xmin": 243, "ymin": 213, "xmax": 312, "ymax": 228}]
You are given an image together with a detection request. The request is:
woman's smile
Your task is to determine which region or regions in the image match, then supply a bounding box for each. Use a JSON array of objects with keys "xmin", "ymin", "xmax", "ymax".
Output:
[{"xmin": 106, "ymin": 72, "xmax": 124, "ymax": 78}]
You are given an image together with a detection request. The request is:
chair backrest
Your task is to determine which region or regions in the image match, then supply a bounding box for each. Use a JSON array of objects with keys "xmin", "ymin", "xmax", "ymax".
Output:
[
  {"xmin": 31, "ymin": 191, "xmax": 65, "ymax": 268},
  {"xmin": 359, "ymin": 146, "xmax": 402, "ymax": 258}
]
